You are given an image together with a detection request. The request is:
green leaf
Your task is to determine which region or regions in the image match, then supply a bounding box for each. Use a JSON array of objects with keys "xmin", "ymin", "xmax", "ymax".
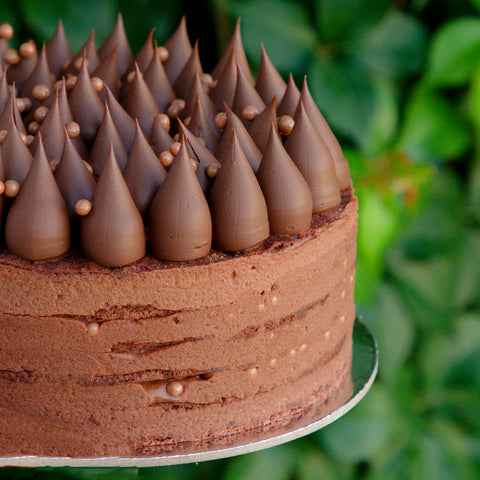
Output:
[
  {"xmin": 468, "ymin": 156, "xmax": 480, "ymax": 220},
  {"xmin": 397, "ymin": 87, "xmax": 471, "ymax": 163},
  {"xmin": 315, "ymin": 0, "xmax": 390, "ymax": 44},
  {"xmin": 226, "ymin": 0, "xmax": 317, "ymax": 72},
  {"xmin": 426, "ymin": 17, "xmax": 480, "ymax": 87},
  {"xmin": 467, "ymin": 64, "xmax": 480, "ymax": 141},
  {"xmin": 294, "ymin": 448, "xmax": 340, "ymax": 480},
  {"xmin": 19, "ymin": 0, "xmax": 117, "ymax": 52},
  {"xmin": 352, "ymin": 11, "xmax": 428, "ymax": 78}
]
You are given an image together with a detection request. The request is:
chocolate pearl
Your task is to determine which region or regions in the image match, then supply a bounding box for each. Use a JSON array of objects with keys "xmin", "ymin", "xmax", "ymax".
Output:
[
  {"xmin": 157, "ymin": 46, "xmax": 169, "ymax": 62},
  {"xmin": 166, "ymin": 381, "xmax": 184, "ymax": 397},
  {"xmin": 49, "ymin": 159, "xmax": 60, "ymax": 172},
  {"xmin": 159, "ymin": 151, "xmax": 173, "ymax": 167},
  {"xmin": 66, "ymin": 76, "xmax": 77, "ymax": 90},
  {"xmin": 278, "ymin": 115, "xmax": 295, "ymax": 135},
  {"xmin": 167, "ymin": 100, "xmax": 185, "ymax": 119},
  {"xmin": 28, "ymin": 121, "xmax": 40, "ymax": 135},
  {"xmin": 32, "ymin": 84, "xmax": 51, "ymax": 101},
  {"xmin": 0, "ymin": 23, "xmax": 14, "ymax": 39},
  {"xmin": 0, "ymin": 130, "xmax": 7, "ymax": 144},
  {"xmin": 4, "ymin": 179, "xmax": 20, "ymax": 198},
  {"xmin": 206, "ymin": 163, "xmax": 220, "ymax": 178},
  {"xmin": 73, "ymin": 56, "xmax": 86, "ymax": 71},
  {"xmin": 75, "ymin": 199, "xmax": 92, "ymax": 216},
  {"xmin": 20, "ymin": 97, "xmax": 32, "ymax": 112},
  {"xmin": 0, "ymin": 181, "xmax": 4, "ymax": 195},
  {"xmin": 34, "ymin": 106, "xmax": 49, "ymax": 123},
  {"xmin": 172, "ymin": 133, "xmax": 179, "ymax": 142},
  {"xmin": 242, "ymin": 105, "xmax": 259, "ymax": 121},
  {"xmin": 54, "ymin": 80, "xmax": 63, "ymax": 91},
  {"xmin": 19, "ymin": 41, "xmax": 35, "ymax": 58},
  {"xmin": 200, "ymin": 73, "xmax": 213, "ymax": 91},
  {"xmin": 170, "ymin": 142, "xmax": 181, "ymax": 156},
  {"xmin": 91, "ymin": 77, "xmax": 104, "ymax": 93},
  {"xmin": 4, "ymin": 49, "xmax": 20, "ymax": 65},
  {"xmin": 66, "ymin": 121, "xmax": 81, "ymax": 138},
  {"xmin": 15, "ymin": 98, "xmax": 26, "ymax": 113},
  {"xmin": 157, "ymin": 114, "xmax": 170, "ymax": 132},
  {"xmin": 214, "ymin": 112, "xmax": 227, "ymax": 131}
]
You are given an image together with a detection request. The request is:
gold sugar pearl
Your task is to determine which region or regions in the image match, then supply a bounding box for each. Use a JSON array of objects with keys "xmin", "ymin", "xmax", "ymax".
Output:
[
  {"xmin": 206, "ymin": 163, "xmax": 220, "ymax": 178},
  {"xmin": 28, "ymin": 121, "xmax": 40, "ymax": 135},
  {"xmin": 82, "ymin": 160, "xmax": 94, "ymax": 175},
  {"xmin": 0, "ymin": 181, "xmax": 4, "ymax": 195},
  {"xmin": 190, "ymin": 158, "xmax": 198, "ymax": 172},
  {"xmin": 278, "ymin": 115, "xmax": 295, "ymax": 135},
  {"xmin": 25, "ymin": 135, "xmax": 34, "ymax": 147},
  {"xmin": 32, "ymin": 84, "xmax": 51, "ymax": 101},
  {"xmin": 20, "ymin": 97, "xmax": 32, "ymax": 112},
  {"xmin": 54, "ymin": 79, "xmax": 63, "ymax": 91},
  {"xmin": 65, "ymin": 76, "xmax": 77, "ymax": 90},
  {"xmin": 157, "ymin": 113, "xmax": 170, "ymax": 132},
  {"xmin": 170, "ymin": 142, "xmax": 181, "ymax": 156},
  {"xmin": 0, "ymin": 23, "xmax": 14, "ymax": 39},
  {"xmin": 214, "ymin": 112, "xmax": 227, "ymax": 131},
  {"xmin": 91, "ymin": 77, "xmax": 104, "ymax": 92},
  {"xmin": 19, "ymin": 41, "xmax": 35, "ymax": 58},
  {"xmin": 34, "ymin": 106, "xmax": 49, "ymax": 123},
  {"xmin": 75, "ymin": 199, "xmax": 92, "ymax": 216},
  {"xmin": 172, "ymin": 133, "xmax": 179, "ymax": 142},
  {"xmin": 159, "ymin": 151, "xmax": 173, "ymax": 168},
  {"xmin": 15, "ymin": 98, "xmax": 26, "ymax": 113},
  {"xmin": 242, "ymin": 105, "xmax": 259, "ymax": 121},
  {"xmin": 183, "ymin": 116, "xmax": 191, "ymax": 127},
  {"xmin": 167, "ymin": 99, "xmax": 185, "ymax": 119},
  {"xmin": 62, "ymin": 59, "xmax": 71, "ymax": 70},
  {"xmin": 4, "ymin": 49, "xmax": 20, "ymax": 65},
  {"xmin": 73, "ymin": 56, "xmax": 86, "ymax": 72},
  {"xmin": 49, "ymin": 159, "xmax": 60, "ymax": 172},
  {"xmin": 166, "ymin": 381, "xmax": 184, "ymax": 397},
  {"xmin": 157, "ymin": 46, "xmax": 169, "ymax": 62},
  {"xmin": 126, "ymin": 71, "xmax": 135, "ymax": 84},
  {"xmin": 4, "ymin": 179, "xmax": 20, "ymax": 198},
  {"xmin": 0, "ymin": 130, "xmax": 8, "ymax": 144},
  {"xmin": 66, "ymin": 121, "xmax": 81, "ymax": 138}
]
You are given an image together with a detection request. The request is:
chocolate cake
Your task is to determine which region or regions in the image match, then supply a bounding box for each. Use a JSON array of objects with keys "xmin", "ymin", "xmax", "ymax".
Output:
[{"xmin": 0, "ymin": 16, "xmax": 357, "ymax": 458}]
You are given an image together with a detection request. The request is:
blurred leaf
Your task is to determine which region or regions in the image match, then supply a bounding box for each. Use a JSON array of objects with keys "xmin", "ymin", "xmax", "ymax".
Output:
[
  {"xmin": 352, "ymin": 11, "xmax": 427, "ymax": 78},
  {"xmin": 468, "ymin": 156, "xmax": 480, "ymax": 220},
  {"xmin": 294, "ymin": 448, "xmax": 340, "ymax": 480},
  {"xmin": 223, "ymin": 445, "xmax": 294, "ymax": 480},
  {"xmin": 397, "ymin": 87, "xmax": 471, "ymax": 163},
  {"xmin": 19, "ymin": 0, "xmax": 117, "ymax": 51},
  {"xmin": 226, "ymin": 0, "xmax": 317, "ymax": 72},
  {"xmin": 471, "ymin": 0, "xmax": 480, "ymax": 11},
  {"xmin": 467, "ymin": 64, "xmax": 480, "ymax": 140},
  {"xmin": 366, "ymin": 282, "xmax": 415, "ymax": 381},
  {"xmin": 319, "ymin": 385, "xmax": 398, "ymax": 462},
  {"xmin": 426, "ymin": 17, "xmax": 480, "ymax": 87},
  {"xmin": 61, "ymin": 468, "xmax": 139, "ymax": 479},
  {"xmin": 315, "ymin": 0, "xmax": 390, "ymax": 44}
]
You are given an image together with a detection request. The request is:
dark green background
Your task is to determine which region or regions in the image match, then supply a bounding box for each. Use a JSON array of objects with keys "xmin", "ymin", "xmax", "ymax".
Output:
[{"xmin": 1, "ymin": 0, "xmax": 479, "ymax": 478}]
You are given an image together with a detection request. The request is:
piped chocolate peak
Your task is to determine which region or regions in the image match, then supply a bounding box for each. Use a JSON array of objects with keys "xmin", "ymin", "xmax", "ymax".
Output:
[{"xmin": 0, "ymin": 15, "xmax": 352, "ymax": 267}]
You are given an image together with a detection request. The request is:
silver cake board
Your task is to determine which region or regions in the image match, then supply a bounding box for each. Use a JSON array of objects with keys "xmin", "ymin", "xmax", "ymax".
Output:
[{"xmin": 0, "ymin": 319, "xmax": 378, "ymax": 467}]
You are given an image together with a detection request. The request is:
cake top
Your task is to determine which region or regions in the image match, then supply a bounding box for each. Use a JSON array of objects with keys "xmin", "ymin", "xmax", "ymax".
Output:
[{"xmin": 0, "ymin": 15, "xmax": 352, "ymax": 267}]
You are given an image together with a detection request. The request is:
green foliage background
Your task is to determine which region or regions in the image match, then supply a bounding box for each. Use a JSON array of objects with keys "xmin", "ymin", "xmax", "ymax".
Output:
[{"xmin": 1, "ymin": 0, "xmax": 479, "ymax": 478}]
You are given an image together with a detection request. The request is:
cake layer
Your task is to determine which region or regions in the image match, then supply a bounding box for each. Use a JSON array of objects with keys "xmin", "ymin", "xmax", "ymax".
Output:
[{"xmin": 0, "ymin": 195, "xmax": 357, "ymax": 458}]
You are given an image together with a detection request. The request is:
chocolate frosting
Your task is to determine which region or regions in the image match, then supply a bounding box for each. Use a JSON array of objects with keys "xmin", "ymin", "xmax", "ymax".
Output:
[
  {"xmin": 80, "ymin": 144, "xmax": 146, "ymax": 267},
  {"xmin": 163, "ymin": 16, "xmax": 193, "ymax": 84},
  {"xmin": 177, "ymin": 118, "xmax": 220, "ymax": 193},
  {"xmin": 121, "ymin": 63, "xmax": 161, "ymax": 137},
  {"xmin": 212, "ymin": 19, "xmax": 254, "ymax": 86},
  {"xmin": 284, "ymin": 101, "xmax": 340, "ymax": 213},
  {"xmin": 90, "ymin": 101, "xmax": 128, "ymax": 175},
  {"xmin": 215, "ymin": 105, "xmax": 261, "ymax": 173},
  {"xmin": 97, "ymin": 14, "xmax": 133, "ymax": 78},
  {"xmin": 232, "ymin": 61, "xmax": 265, "ymax": 118},
  {"xmin": 257, "ymin": 124, "xmax": 312, "ymax": 234},
  {"xmin": 150, "ymin": 115, "xmax": 174, "ymax": 155},
  {"xmin": 255, "ymin": 45, "xmax": 286, "ymax": 106},
  {"xmin": 277, "ymin": 73, "xmax": 300, "ymax": 117},
  {"xmin": 149, "ymin": 139, "xmax": 212, "ymax": 261},
  {"xmin": 209, "ymin": 46, "xmax": 237, "ymax": 111},
  {"xmin": 54, "ymin": 128, "xmax": 96, "ymax": 218},
  {"xmin": 0, "ymin": 112, "xmax": 33, "ymax": 183},
  {"xmin": 209, "ymin": 129, "xmax": 269, "ymax": 251},
  {"xmin": 0, "ymin": 68, "xmax": 9, "ymax": 113},
  {"xmin": 0, "ymin": 86, "xmax": 26, "ymax": 134},
  {"xmin": 132, "ymin": 28, "xmax": 155, "ymax": 73},
  {"xmin": 20, "ymin": 43, "xmax": 53, "ymax": 99},
  {"xmin": 104, "ymin": 84, "xmax": 136, "ymax": 152},
  {"xmin": 123, "ymin": 120, "xmax": 167, "ymax": 216},
  {"xmin": 183, "ymin": 71, "xmax": 217, "ymax": 129},
  {"xmin": 300, "ymin": 77, "xmax": 352, "ymax": 190},
  {"xmin": 0, "ymin": 150, "xmax": 4, "ymax": 225},
  {"xmin": 45, "ymin": 20, "xmax": 72, "ymax": 77},
  {"xmin": 5, "ymin": 133, "xmax": 70, "ymax": 261},
  {"xmin": 187, "ymin": 92, "xmax": 217, "ymax": 153},
  {"xmin": 6, "ymin": 43, "xmax": 37, "ymax": 88},
  {"xmin": 68, "ymin": 57, "xmax": 104, "ymax": 143},
  {"xmin": 173, "ymin": 40, "xmax": 203, "ymax": 100},
  {"xmin": 144, "ymin": 44, "xmax": 176, "ymax": 112},
  {"xmin": 92, "ymin": 45, "xmax": 121, "ymax": 100},
  {"xmin": 248, "ymin": 97, "xmax": 278, "ymax": 152},
  {"xmin": 66, "ymin": 31, "xmax": 99, "ymax": 74}
]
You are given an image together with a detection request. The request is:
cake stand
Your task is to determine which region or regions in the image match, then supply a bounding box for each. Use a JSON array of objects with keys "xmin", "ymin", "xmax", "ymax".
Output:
[{"xmin": 0, "ymin": 318, "xmax": 377, "ymax": 468}]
